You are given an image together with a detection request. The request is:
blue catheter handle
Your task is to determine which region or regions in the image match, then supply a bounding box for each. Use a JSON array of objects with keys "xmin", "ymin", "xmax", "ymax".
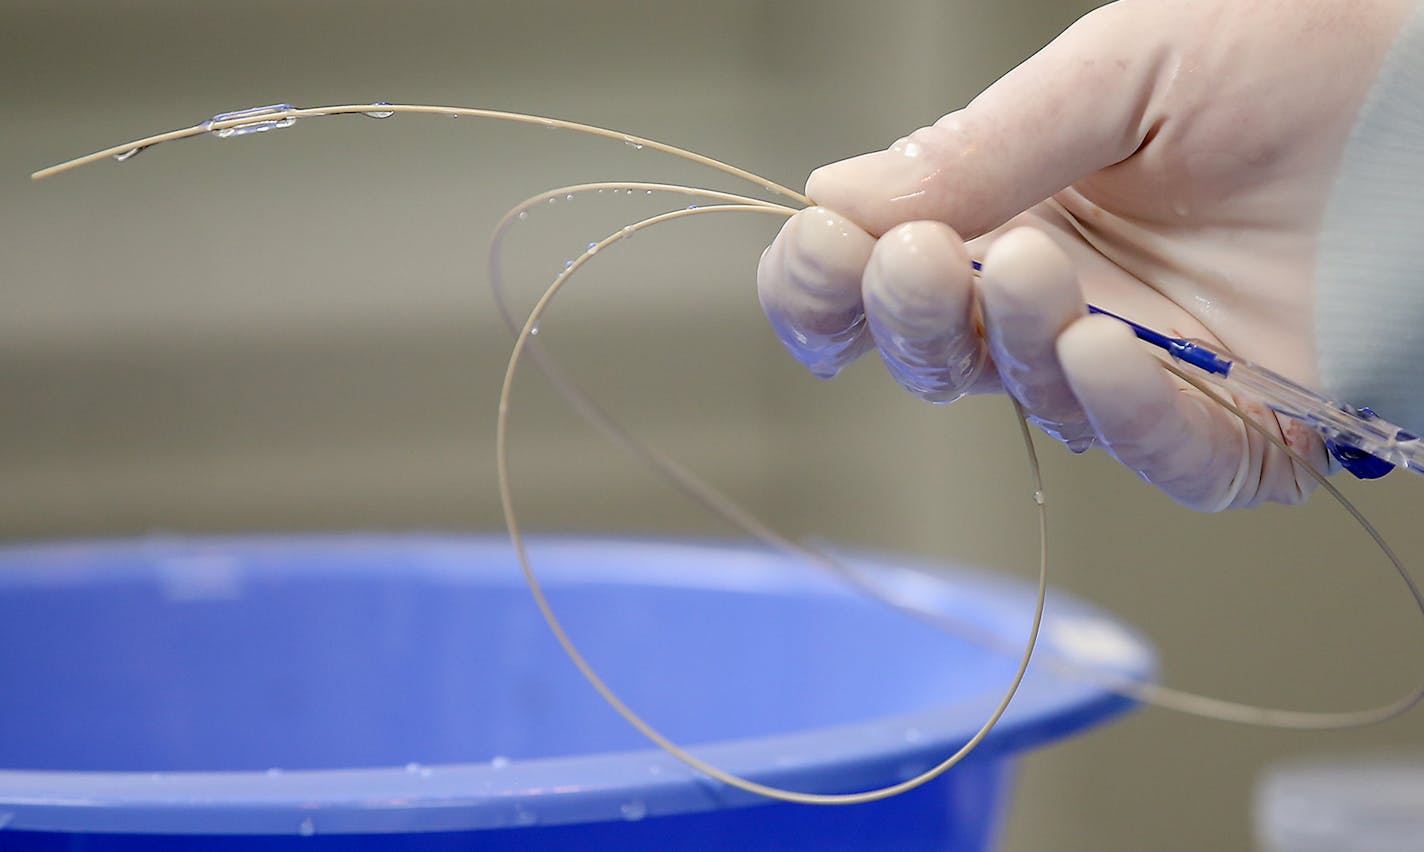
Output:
[
  {"xmin": 1085, "ymin": 306, "xmax": 1422, "ymax": 479},
  {"xmin": 964, "ymin": 262, "xmax": 1418, "ymax": 478}
]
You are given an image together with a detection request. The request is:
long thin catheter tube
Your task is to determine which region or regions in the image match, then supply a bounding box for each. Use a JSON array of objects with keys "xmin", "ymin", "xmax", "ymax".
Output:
[
  {"xmin": 30, "ymin": 103, "xmax": 811, "ymax": 210},
  {"xmin": 34, "ymin": 103, "xmax": 1424, "ymax": 806}
]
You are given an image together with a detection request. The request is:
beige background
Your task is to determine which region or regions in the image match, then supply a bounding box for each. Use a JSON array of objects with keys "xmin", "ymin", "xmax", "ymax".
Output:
[{"xmin": 5, "ymin": 2, "xmax": 1423, "ymax": 849}]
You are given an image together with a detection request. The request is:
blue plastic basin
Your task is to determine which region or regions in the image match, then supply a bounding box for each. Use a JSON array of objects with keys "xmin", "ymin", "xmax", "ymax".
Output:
[{"xmin": 0, "ymin": 535, "xmax": 1152, "ymax": 850}]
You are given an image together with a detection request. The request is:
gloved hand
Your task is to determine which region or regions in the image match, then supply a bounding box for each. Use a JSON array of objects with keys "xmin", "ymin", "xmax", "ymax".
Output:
[{"xmin": 757, "ymin": 0, "xmax": 1419, "ymax": 510}]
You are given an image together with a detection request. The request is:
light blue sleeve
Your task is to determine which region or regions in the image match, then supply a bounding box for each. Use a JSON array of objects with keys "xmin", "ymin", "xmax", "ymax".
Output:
[{"xmin": 1314, "ymin": 0, "xmax": 1424, "ymax": 436}]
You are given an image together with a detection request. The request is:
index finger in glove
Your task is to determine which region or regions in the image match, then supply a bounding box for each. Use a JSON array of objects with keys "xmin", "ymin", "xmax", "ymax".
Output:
[
  {"xmin": 862, "ymin": 220, "xmax": 990, "ymax": 403},
  {"xmin": 757, "ymin": 206, "xmax": 877, "ymax": 379}
]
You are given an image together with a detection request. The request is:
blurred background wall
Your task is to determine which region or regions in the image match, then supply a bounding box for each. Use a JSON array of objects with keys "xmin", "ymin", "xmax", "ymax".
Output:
[{"xmin": 4, "ymin": 2, "xmax": 1423, "ymax": 849}]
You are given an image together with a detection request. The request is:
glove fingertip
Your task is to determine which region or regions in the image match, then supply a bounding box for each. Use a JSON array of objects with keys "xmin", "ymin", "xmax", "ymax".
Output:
[{"xmin": 757, "ymin": 207, "xmax": 875, "ymax": 379}]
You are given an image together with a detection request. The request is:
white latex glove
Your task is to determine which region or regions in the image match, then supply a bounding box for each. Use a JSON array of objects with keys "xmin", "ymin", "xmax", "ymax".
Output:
[{"xmin": 758, "ymin": 0, "xmax": 1420, "ymax": 510}]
